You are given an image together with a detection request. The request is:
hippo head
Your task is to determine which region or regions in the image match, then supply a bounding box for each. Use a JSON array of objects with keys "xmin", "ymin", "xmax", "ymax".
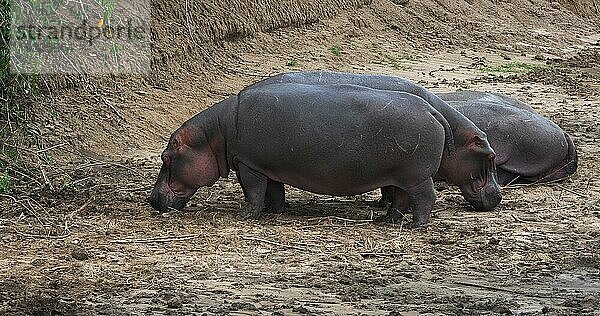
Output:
[
  {"xmin": 441, "ymin": 133, "xmax": 502, "ymax": 211},
  {"xmin": 147, "ymin": 126, "xmax": 225, "ymax": 212}
]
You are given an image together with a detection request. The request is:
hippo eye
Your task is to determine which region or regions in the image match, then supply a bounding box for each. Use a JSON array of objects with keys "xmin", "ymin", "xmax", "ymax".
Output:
[{"xmin": 161, "ymin": 152, "xmax": 171, "ymax": 165}]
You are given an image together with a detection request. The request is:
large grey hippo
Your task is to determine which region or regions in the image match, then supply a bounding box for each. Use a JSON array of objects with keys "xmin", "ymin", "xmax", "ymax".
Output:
[
  {"xmin": 149, "ymin": 83, "xmax": 457, "ymax": 227},
  {"xmin": 248, "ymin": 71, "xmax": 503, "ymax": 213}
]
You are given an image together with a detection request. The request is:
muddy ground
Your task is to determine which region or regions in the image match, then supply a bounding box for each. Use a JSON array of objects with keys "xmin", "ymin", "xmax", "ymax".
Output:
[{"xmin": 2, "ymin": 3, "xmax": 600, "ymax": 315}]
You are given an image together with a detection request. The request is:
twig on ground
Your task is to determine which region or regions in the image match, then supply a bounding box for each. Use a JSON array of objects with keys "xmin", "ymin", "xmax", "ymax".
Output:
[
  {"xmin": 35, "ymin": 143, "xmax": 67, "ymax": 154},
  {"xmin": 359, "ymin": 252, "xmax": 406, "ymax": 258},
  {"xmin": 46, "ymin": 266, "xmax": 70, "ymax": 272},
  {"xmin": 306, "ymin": 216, "xmax": 373, "ymax": 223},
  {"xmin": 75, "ymin": 154, "xmax": 137, "ymax": 172},
  {"xmin": 12, "ymin": 227, "xmax": 71, "ymax": 240},
  {"xmin": 555, "ymin": 184, "xmax": 588, "ymax": 198},
  {"xmin": 454, "ymin": 281, "xmax": 561, "ymax": 299},
  {"xmin": 511, "ymin": 214, "xmax": 526, "ymax": 223},
  {"xmin": 100, "ymin": 96, "xmax": 126, "ymax": 121},
  {"xmin": 110, "ymin": 234, "xmax": 199, "ymax": 244},
  {"xmin": 242, "ymin": 236, "xmax": 309, "ymax": 252},
  {"xmin": 70, "ymin": 196, "xmax": 95, "ymax": 218}
]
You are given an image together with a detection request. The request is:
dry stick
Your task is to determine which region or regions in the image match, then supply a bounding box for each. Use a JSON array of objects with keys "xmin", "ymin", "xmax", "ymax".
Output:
[
  {"xmin": 306, "ymin": 216, "xmax": 373, "ymax": 223},
  {"xmin": 110, "ymin": 234, "xmax": 199, "ymax": 244},
  {"xmin": 555, "ymin": 184, "xmax": 588, "ymax": 198},
  {"xmin": 12, "ymin": 227, "xmax": 72, "ymax": 240},
  {"xmin": 70, "ymin": 196, "xmax": 95, "ymax": 219},
  {"xmin": 35, "ymin": 143, "xmax": 67, "ymax": 154},
  {"xmin": 454, "ymin": 281, "xmax": 561, "ymax": 299},
  {"xmin": 332, "ymin": 216, "xmax": 373, "ymax": 223},
  {"xmin": 359, "ymin": 252, "xmax": 406, "ymax": 257},
  {"xmin": 74, "ymin": 154, "xmax": 137, "ymax": 173},
  {"xmin": 100, "ymin": 96, "xmax": 126, "ymax": 121},
  {"xmin": 1, "ymin": 143, "xmax": 66, "ymax": 154},
  {"xmin": 242, "ymin": 236, "xmax": 309, "ymax": 252}
]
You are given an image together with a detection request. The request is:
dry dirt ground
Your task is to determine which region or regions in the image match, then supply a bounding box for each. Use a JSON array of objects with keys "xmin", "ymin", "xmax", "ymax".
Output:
[{"xmin": 2, "ymin": 4, "xmax": 600, "ymax": 316}]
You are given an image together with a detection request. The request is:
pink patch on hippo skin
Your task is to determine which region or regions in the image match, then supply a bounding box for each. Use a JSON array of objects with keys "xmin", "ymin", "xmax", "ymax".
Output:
[{"xmin": 175, "ymin": 144, "xmax": 220, "ymax": 189}]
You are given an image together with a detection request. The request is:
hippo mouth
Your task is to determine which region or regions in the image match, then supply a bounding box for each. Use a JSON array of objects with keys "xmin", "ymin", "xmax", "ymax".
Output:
[
  {"xmin": 147, "ymin": 165, "xmax": 193, "ymax": 213},
  {"xmin": 464, "ymin": 156, "xmax": 502, "ymax": 211},
  {"xmin": 473, "ymin": 156, "xmax": 493, "ymax": 193}
]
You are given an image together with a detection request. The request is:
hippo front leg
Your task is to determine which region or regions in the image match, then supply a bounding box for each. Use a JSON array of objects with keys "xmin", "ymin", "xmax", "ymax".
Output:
[
  {"xmin": 265, "ymin": 179, "xmax": 286, "ymax": 213},
  {"xmin": 237, "ymin": 163, "xmax": 267, "ymax": 219},
  {"xmin": 377, "ymin": 188, "xmax": 410, "ymax": 224},
  {"xmin": 406, "ymin": 178, "xmax": 436, "ymax": 228}
]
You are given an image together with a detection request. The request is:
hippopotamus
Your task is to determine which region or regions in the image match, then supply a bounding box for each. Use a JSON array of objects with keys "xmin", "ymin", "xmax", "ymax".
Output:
[
  {"xmin": 248, "ymin": 71, "xmax": 503, "ymax": 213},
  {"xmin": 437, "ymin": 91, "xmax": 578, "ymax": 185},
  {"xmin": 148, "ymin": 83, "xmax": 455, "ymax": 227}
]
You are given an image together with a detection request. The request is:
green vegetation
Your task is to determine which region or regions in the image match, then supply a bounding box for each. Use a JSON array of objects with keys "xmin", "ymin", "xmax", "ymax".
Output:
[
  {"xmin": 0, "ymin": 149, "xmax": 14, "ymax": 193},
  {"xmin": 0, "ymin": 172, "xmax": 9, "ymax": 193},
  {"xmin": 368, "ymin": 43, "xmax": 415, "ymax": 70},
  {"xmin": 286, "ymin": 59, "xmax": 299, "ymax": 67},
  {"xmin": 384, "ymin": 54, "xmax": 412, "ymax": 70},
  {"xmin": 480, "ymin": 62, "xmax": 541, "ymax": 73},
  {"xmin": 1, "ymin": 0, "xmax": 43, "ymax": 194},
  {"xmin": 330, "ymin": 45, "xmax": 343, "ymax": 57}
]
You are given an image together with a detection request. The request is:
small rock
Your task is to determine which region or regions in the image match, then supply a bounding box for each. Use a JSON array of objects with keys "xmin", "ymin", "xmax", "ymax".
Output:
[
  {"xmin": 541, "ymin": 305, "xmax": 554, "ymax": 313},
  {"xmin": 167, "ymin": 296, "xmax": 182, "ymax": 309},
  {"xmin": 71, "ymin": 248, "xmax": 89, "ymax": 261},
  {"xmin": 392, "ymin": 0, "xmax": 409, "ymax": 5}
]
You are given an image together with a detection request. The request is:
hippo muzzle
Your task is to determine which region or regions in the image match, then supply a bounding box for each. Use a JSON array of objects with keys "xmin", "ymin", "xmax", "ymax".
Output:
[
  {"xmin": 460, "ymin": 158, "xmax": 502, "ymax": 211},
  {"xmin": 147, "ymin": 163, "xmax": 198, "ymax": 213},
  {"xmin": 147, "ymin": 180, "xmax": 191, "ymax": 213}
]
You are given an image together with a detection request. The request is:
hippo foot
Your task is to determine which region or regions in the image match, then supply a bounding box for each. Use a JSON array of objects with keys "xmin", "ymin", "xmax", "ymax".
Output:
[
  {"xmin": 375, "ymin": 208, "xmax": 408, "ymax": 224},
  {"xmin": 408, "ymin": 221, "xmax": 429, "ymax": 230},
  {"xmin": 264, "ymin": 206, "xmax": 285, "ymax": 214},
  {"xmin": 364, "ymin": 199, "xmax": 388, "ymax": 208},
  {"xmin": 375, "ymin": 198, "xmax": 390, "ymax": 208},
  {"xmin": 238, "ymin": 209, "xmax": 262, "ymax": 220}
]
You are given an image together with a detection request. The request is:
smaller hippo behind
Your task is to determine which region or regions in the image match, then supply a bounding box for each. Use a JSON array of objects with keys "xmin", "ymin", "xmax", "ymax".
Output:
[
  {"xmin": 438, "ymin": 91, "xmax": 578, "ymax": 185},
  {"xmin": 149, "ymin": 83, "xmax": 456, "ymax": 227}
]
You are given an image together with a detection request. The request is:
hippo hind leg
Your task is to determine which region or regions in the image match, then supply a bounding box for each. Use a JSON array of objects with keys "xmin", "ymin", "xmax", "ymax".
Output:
[
  {"xmin": 265, "ymin": 179, "xmax": 286, "ymax": 213},
  {"xmin": 406, "ymin": 178, "xmax": 436, "ymax": 228},
  {"xmin": 237, "ymin": 163, "xmax": 268, "ymax": 219},
  {"xmin": 376, "ymin": 188, "xmax": 410, "ymax": 224}
]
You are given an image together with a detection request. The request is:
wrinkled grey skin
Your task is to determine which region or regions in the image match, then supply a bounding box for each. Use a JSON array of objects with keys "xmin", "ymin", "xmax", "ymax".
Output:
[
  {"xmin": 378, "ymin": 91, "xmax": 579, "ymax": 205},
  {"xmin": 249, "ymin": 71, "xmax": 502, "ymax": 214},
  {"xmin": 439, "ymin": 91, "xmax": 578, "ymax": 185},
  {"xmin": 149, "ymin": 83, "xmax": 453, "ymax": 227}
]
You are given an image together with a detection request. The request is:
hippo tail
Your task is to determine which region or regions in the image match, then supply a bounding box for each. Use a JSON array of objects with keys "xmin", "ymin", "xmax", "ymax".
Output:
[
  {"xmin": 537, "ymin": 132, "xmax": 578, "ymax": 183},
  {"xmin": 561, "ymin": 132, "xmax": 578, "ymax": 179}
]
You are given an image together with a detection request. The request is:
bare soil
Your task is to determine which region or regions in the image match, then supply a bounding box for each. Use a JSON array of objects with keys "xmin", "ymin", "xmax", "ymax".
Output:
[{"xmin": 1, "ymin": 1, "xmax": 600, "ymax": 315}]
